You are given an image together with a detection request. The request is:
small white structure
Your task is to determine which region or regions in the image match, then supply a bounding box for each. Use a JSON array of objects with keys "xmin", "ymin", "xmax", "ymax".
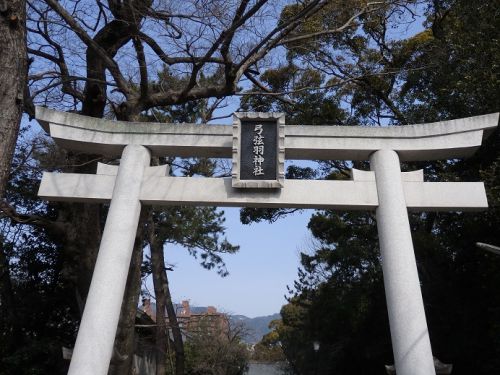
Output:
[{"xmin": 36, "ymin": 107, "xmax": 498, "ymax": 375}]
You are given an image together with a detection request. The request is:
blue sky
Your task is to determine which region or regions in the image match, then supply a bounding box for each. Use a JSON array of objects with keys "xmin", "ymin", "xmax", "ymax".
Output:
[{"xmin": 150, "ymin": 207, "xmax": 315, "ymax": 318}]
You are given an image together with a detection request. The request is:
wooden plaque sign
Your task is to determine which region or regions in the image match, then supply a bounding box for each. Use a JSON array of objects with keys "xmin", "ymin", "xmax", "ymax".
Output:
[{"xmin": 232, "ymin": 112, "xmax": 285, "ymax": 188}]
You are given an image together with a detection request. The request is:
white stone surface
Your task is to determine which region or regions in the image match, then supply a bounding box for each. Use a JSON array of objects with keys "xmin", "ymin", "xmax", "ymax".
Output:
[
  {"xmin": 67, "ymin": 145, "xmax": 150, "ymax": 375},
  {"xmin": 371, "ymin": 149, "xmax": 436, "ymax": 375},
  {"xmin": 351, "ymin": 168, "xmax": 424, "ymax": 182},
  {"xmin": 96, "ymin": 162, "xmax": 168, "ymax": 177},
  {"xmin": 36, "ymin": 106, "xmax": 498, "ymax": 161},
  {"xmin": 38, "ymin": 172, "xmax": 488, "ymax": 211}
]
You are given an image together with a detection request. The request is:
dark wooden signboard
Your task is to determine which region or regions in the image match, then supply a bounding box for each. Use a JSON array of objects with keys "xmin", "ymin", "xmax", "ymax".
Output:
[
  {"xmin": 239, "ymin": 120, "xmax": 277, "ymax": 181},
  {"xmin": 232, "ymin": 113, "xmax": 285, "ymax": 189}
]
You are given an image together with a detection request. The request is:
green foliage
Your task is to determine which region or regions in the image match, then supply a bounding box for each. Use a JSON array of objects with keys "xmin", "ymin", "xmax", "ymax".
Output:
[
  {"xmin": 241, "ymin": 65, "xmax": 347, "ymax": 125},
  {"xmin": 147, "ymin": 206, "xmax": 239, "ymax": 277},
  {"xmin": 280, "ymin": 0, "xmax": 367, "ymax": 54},
  {"xmin": 1, "ymin": 131, "xmax": 78, "ymax": 374},
  {"xmin": 400, "ymin": 2, "xmax": 500, "ymax": 122},
  {"xmin": 239, "ymin": 166, "xmax": 317, "ymax": 225},
  {"xmin": 251, "ymin": 320, "xmax": 286, "ymax": 362},
  {"xmin": 278, "ymin": 209, "xmax": 391, "ymax": 374}
]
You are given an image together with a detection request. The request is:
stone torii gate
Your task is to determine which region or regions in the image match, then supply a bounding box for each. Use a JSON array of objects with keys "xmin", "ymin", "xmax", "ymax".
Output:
[{"xmin": 36, "ymin": 107, "xmax": 498, "ymax": 375}]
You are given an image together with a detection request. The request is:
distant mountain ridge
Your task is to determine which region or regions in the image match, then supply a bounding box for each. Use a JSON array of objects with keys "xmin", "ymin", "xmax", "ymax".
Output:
[
  {"xmin": 231, "ymin": 313, "xmax": 281, "ymax": 344},
  {"xmin": 143, "ymin": 300, "xmax": 279, "ymax": 344}
]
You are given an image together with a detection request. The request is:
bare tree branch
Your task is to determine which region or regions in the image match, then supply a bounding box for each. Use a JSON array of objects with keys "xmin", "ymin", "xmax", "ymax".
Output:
[
  {"xmin": 243, "ymin": 71, "xmax": 295, "ymax": 105},
  {"xmin": 44, "ymin": 0, "xmax": 131, "ymax": 96},
  {"xmin": 0, "ymin": 199, "xmax": 67, "ymax": 236},
  {"xmin": 133, "ymin": 36, "xmax": 148, "ymax": 99}
]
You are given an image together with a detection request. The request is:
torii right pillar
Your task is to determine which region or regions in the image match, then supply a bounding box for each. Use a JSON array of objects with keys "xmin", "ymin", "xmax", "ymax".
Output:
[{"xmin": 371, "ymin": 149, "xmax": 435, "ymax": 375}]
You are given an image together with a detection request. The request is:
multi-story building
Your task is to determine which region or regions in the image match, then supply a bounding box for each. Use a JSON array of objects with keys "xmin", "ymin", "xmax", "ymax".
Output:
[{"xmin": 141, "ymin": 298, "xmax": 229, "ymax": 339}]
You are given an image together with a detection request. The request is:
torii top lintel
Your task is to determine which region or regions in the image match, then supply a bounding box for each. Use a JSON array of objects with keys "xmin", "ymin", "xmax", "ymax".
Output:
[{"xmin": 35, "ymin": 107, "xmax": 498, "ymax": 161}]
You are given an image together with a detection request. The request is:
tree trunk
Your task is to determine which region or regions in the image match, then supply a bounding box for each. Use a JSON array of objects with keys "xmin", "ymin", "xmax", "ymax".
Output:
[
  {"xmin": 0, "ymin": 0, "xmax": 27, "ymax": 355},
  {"xmin": 150, "ymin": 230, "xmax": 169, "ymax": 375},
  {"xmin": 164, "ymin": 254, "xmax": 186, "ymax": 375},
  {"xmin": 0, "ymin": 0, "xmax": 27, "ymax": 199},
  {"xmin": 150, "ymin": 219, "xmax": 185, "ymax": 375},
  {"xmin": 61, "ymin": 201, "xmax": 102, "ymax": 312}
]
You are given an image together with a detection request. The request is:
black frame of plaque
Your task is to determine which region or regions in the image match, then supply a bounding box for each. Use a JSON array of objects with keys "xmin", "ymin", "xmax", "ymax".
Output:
[{"xmin": 232, "ymin": 112, "xmax": 285, "ymax": 188}]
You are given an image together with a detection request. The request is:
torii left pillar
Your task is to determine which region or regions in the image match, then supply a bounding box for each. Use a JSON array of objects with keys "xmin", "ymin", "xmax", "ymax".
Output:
[{"xmin": 68, "ymin": 145, "xmax": 150, "ymax": 375}]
